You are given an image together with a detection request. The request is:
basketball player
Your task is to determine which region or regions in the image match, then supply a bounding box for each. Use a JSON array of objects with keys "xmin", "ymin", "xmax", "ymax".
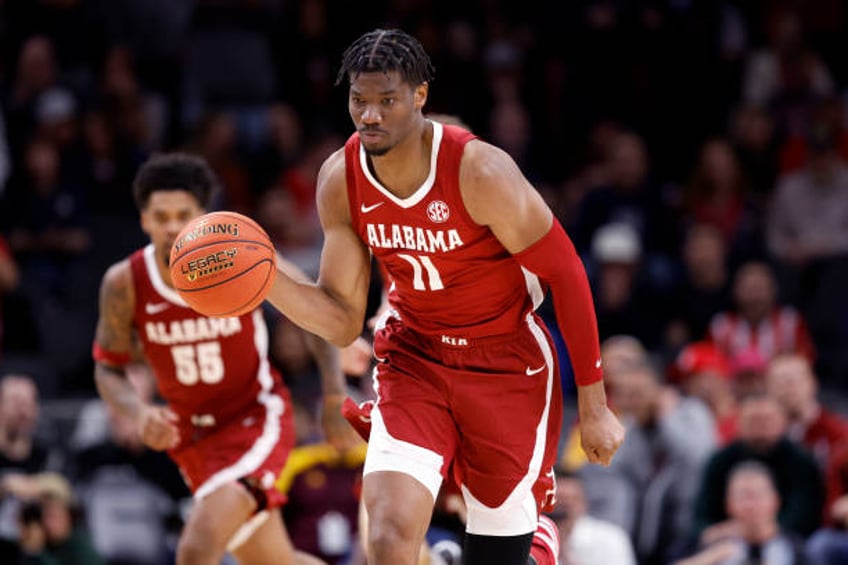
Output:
[
  {"xmin": 265, "ymin": 29, "xmax": 624, "ymax": 564},
  {"xmin": 92, "ymin": 153, "xmax": 355, "ymax": 565}
]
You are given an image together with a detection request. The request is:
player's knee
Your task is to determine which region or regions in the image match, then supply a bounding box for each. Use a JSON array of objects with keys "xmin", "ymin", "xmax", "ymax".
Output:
[
  {"xmin": 175, "ymin": 540, "xmax": 210, "ymax": 565},
  {"xmin": 367, "ymin": 508, "xmax": 421, "ymax": 559},
  {"xmin": 176, "ymin": 527, "xmax": 223, "ymax": 565},
  {"xmin": 368, "ymin": 514, "xmax": 416, "ymax": 549}
]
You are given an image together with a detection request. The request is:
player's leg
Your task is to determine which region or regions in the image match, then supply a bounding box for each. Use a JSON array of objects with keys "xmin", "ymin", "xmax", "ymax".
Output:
[
  {"xmin": 361, "ymin": 318, "xmax": 462, "ymax": 564},
  {"xmin": 229, "ymin": 509, "xmax": 324, "ymax": 565},
  {"xmin": 466, "ymin": 514, "xmax": 561, "ymax": 565},
  {"xmin": 362, "ymin": 470, "xmax": 434, "ymax": 564},
  {"xmin": 346, "ymin": 392, "xmax": 559, "ymax": 564},
  {"xmin": 176, "ymin": 481, "xmax": 266, "ymax": 565},
  {"xmin": 454, "ymin": 315, "xmax": 563, "ymax": 565},
  {"xmin": 360, "ymin": 386, "xmax": 451, "ymax": 564},
  {"xmin": 528, "ymin": 514, "xmax": 560, "ymax": 565},
  {"xmin": 357, "ymin": 493, "xmax": 433, "ymax": 565}
]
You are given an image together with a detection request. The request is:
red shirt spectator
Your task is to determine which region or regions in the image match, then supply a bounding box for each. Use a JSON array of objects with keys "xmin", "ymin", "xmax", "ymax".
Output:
[
  {"xmin": 766, "ymin": 353, "xmax": 848, "ymax": 524},
  {"xmin": 708, "ymin": 262, "xmax": 816, "ymax": 363},
  {"xmin": 672, "ymin": 341, "xmax": 739, "ymax": 445}
]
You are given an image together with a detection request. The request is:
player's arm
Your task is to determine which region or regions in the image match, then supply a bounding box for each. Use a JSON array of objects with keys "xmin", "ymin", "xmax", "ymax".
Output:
[
  {"xmin": 460, "ymin": 140, "xmax": 624, "ymax": 466},
  {"xmin": 267, "ymin": 149, "xmax": 372, "ymax": 346},
  {"xmin": 93, "ymin": 261, "xmax": 143, "ymax": 420},
  {"xmin": 93, "ymin": 261, "xmax": 178, "ymax": 451}
]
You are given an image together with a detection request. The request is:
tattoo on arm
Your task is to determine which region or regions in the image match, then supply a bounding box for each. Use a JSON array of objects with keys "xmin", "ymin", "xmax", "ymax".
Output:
[
  {"xmin": 96, "ymin": 263, "xmax": 135, "ymax": 355},
  {"xmin": 94, "ymin": 263, "xmax": 143, "ymax": 420}
]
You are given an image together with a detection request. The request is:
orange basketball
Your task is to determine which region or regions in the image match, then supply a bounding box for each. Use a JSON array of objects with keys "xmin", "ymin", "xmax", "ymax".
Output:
[{"xmin": 169, "ymin": 211, "xmax": 276, "ymax": 318}]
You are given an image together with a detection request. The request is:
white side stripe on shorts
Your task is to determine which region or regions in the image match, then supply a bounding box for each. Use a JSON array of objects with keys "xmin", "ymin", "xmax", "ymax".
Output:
[{"xmin": 463, "ymin": 312, "xmax": 555, "ymax": 536}]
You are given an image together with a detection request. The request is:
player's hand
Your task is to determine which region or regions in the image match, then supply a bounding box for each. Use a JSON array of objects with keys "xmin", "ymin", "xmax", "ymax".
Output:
[
  {"xmin": 579, "ymin": 404, "xmax": 625, "ymax": 467},
  {"xmin": 138, "ymin": 405, "xmax": 180, "ymax": 451},
  {"xmin": 577, "ymin": 380, "xmax": 625, "ymax": 466},
  {"xmin": 322, "ymin": 395, "xmax": 362, "ymax": 453},
  {"xmin": 341, "ymin": 337, "xmax": 372, "ymax": 377}
]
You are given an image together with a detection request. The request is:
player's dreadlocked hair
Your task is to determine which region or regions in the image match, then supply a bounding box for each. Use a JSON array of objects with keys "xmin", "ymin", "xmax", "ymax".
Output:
[{"xmin": 335, "ymin": 29, "xmax": 435, "ymax": 87}]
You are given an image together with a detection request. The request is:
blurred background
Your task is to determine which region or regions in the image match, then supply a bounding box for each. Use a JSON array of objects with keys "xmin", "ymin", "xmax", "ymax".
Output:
[{"xmin": 1, "ymin": 0, "xmax": 848, "ymax": 564}]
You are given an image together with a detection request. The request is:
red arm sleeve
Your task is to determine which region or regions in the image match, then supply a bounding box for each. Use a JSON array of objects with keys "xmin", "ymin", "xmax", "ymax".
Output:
[
  {"xmin": 92, "ymin": 341, "xmax": 131, "ymax": 367},
  {"xmin": 513, "ymin": 220, "xmax": 603, "ymax": 386}
]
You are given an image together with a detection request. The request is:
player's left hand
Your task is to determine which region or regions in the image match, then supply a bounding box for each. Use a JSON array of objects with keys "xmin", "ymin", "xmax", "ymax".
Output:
[
  {"xmin": 322, "ymin": 394, "xmax": 362, "ymax": 453},
  {"xmin": 579, "ymin": 404, "xmax": 625, "ymax": 467}
]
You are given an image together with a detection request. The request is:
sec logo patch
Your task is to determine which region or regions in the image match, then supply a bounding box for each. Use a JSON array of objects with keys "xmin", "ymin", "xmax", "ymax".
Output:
[{"xmin": 426, "ymin": 200, "xmax": 450, "ymax": 223}]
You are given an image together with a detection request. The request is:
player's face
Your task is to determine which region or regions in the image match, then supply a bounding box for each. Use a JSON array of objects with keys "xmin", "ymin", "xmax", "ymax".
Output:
[
  {"xmin": 348, "ymin": 70, "xmax": 427, "ymax": 156},
  {"xmin": 140, "ymin": 190, "xmax": 205, "ymax": 266}
]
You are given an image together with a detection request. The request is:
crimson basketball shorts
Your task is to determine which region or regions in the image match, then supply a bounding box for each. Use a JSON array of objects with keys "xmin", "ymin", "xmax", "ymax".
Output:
[
  {"xmin": 366, "ymin": 311, "xmax": 563, "ymax": 536},
  {"xmin": 169, "ymin": 386, "xmax": 296, "ymax": 511}
]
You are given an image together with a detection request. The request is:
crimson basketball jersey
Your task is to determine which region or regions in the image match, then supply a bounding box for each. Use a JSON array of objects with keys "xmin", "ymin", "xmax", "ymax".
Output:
[
  {"xmin": 129, "ymin": 244, "xmax": 285, "ymax": 428},
  {"xmin": 345, "ymin": 121, "xmax": 543, "ymax": 337}
]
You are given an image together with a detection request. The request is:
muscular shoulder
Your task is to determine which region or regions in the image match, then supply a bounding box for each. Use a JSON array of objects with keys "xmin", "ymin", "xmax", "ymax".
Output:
[
  {"xmin": 316, "ymin": 147, "xmax": 351, "ymax": 224},
  {"xmin": 99, "ymin": 259, "xmax": 135, "ymax": 318},
  {"xmin": 318, "ymin": 147, "xmax": 347, "ymax": 187},
  {"xmin": 95, "ymin": 258, "xmax": 136, "ymax": 352},
  {"xmin": 459, "ymin": 139, "xmax": 515, "ymax": 188},
  {"xmin": 459, "ymin": 139, "xmax": 537, "ymax": 227},
  {"xmin": 101, "ymin": 259, "xmax": 133, "ymax": 299}
]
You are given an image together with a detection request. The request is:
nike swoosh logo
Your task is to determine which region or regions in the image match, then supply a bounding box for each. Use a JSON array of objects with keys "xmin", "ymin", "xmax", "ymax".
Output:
[
  {"xmin": 526, "ymin": 364, "xmax": 546, "ymax": 376},
  {"xmin": 361, "ymin": 202, "xmax": 384, "ymax": 214},
  {"xmin": 145, "ymin": 302, "xmax": 170, "ymax": 315}
]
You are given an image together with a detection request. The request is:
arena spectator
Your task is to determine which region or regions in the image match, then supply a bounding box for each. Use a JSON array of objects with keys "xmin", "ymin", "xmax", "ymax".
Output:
[
  {"xmin": 552, "ymin": 469, "xmax": 636, "ymax": 565},
  {"xmin": 692, "ymin": 394, "xmax": 824, "ymax": 540},
  {"xmin": 766, "ymin": 353, "xmax": 848, "ymax": 523},
  {"xmin": 0, "ymin": 374, "xmax": 57, "ymax": 561},
  {"xmin": 680, "ymin": 138, "xmax": 760, "ymax": 256},
  {"xmin": 665, "ymin": 224, "xmax": 733, "ymax": 349},
  {"xmin": 16, "ymin": 472, "xmax": 102, "ymax": 565},
  {"xmin": 708, "ymin": 261, "xmax": 816, "ymax": 363},
  {"xmin": 678, "ymin": 461, "xmax": 808, "ymax": 565},
  {"xmin": 607, "ymin": 360, "xmax": 716, "ymax": 563},
  {"xmin": 671, "ymin": 341, "xmax": 739, "ymax": 445}
]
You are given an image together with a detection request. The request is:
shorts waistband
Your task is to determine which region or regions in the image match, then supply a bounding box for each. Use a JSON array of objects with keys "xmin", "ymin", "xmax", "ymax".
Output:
[{"xmin": 403, "ymin": 323, "xmax": 528, "ymax": 349}]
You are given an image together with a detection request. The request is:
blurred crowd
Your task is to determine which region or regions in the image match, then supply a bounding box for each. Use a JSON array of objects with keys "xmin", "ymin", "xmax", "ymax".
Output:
[{"xmin": 1, "ymin": 0, "xmax": 848, "ymax": 564}]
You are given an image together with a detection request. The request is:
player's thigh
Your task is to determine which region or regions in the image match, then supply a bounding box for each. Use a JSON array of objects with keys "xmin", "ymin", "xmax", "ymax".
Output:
[
  {"xmin": 454, "ymin": 319, "xmax": 562, "ymax": 534},
  {"xmin": 230, "ymin": 510, "xmax": 303, "ymax": 565},
  {"xmin": 366, "ymin": 363, "xmax": 458, "ymax": 501},
  {"xmin": 181, "ymin": 481, "xmax": 255, "ymax": 557}
]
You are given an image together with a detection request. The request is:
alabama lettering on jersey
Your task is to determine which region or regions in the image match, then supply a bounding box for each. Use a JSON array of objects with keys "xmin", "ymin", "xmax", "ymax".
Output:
[
  {"xmin": 129, "ymin": 244, "xmax": 282, "ymax": 427},
  {"xmin": 345, "ymin": 121, "xmax": 543, "ymax": 337}
]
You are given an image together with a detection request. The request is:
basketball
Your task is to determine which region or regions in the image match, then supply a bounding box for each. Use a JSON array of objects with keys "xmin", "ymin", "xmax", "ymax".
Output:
[{"xmin": 169, "ymin": 211, "xmax": 276, "ymax": 318}]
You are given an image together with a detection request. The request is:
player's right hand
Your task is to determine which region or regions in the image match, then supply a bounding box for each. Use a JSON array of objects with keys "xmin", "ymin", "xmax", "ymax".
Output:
[
  {"xmin": 341, "ymin": 336, "xmax": 373, "ymax": 377},
  {"xmin": 138, "ymin": 405, "xmax": 180, "ymax": 451}
]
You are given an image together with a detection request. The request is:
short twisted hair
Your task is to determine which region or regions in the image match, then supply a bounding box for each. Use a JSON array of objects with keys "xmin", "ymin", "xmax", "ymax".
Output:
[
  {"xmin": 335, "ymin": 29, "xmax": 435, "ymax": 87},
  {"xmin": 132, "ymin": 153, "xmax": 218, "ymax": 210}
]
